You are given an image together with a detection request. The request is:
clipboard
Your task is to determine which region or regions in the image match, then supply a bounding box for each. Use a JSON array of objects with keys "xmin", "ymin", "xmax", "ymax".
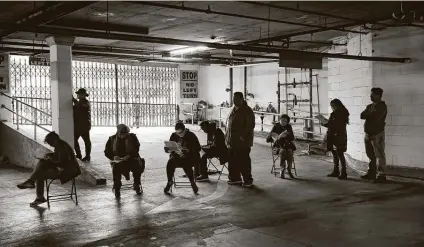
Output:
[{"xmin": 164, "ymin": 141, "xmax": 182, "ymax": 152}]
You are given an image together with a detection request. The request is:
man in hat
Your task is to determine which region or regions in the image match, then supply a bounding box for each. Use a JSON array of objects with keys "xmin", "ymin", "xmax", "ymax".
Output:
[{"xmin": 73, "ymin": 88, "xmax": 92, "ymax": 161}]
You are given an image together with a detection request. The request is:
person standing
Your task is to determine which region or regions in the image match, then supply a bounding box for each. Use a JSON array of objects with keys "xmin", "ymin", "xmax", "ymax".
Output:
[
  {"xmin": 73, "ymin": 88, "xmax": 92, "ymax": 162},
  {"xmin": 225, "ymin": 92, "xmax": 256, "ymax": 187},
  {"xmin": 360, "ymin": 88, "xmax": 387, "ymax": 183},
  {"xmin": 321, "ymin": 99, "xmax": 350, "ymax": 180}
]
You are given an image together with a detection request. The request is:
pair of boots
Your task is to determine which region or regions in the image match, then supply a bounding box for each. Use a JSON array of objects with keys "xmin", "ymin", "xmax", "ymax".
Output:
[
  {"xmin": 327, "ymin": 166, "xmax": 347, "ymax": 180},
  {"xmin": 164, "ymin": 179, "xmax": 199, "ymax": 195}
]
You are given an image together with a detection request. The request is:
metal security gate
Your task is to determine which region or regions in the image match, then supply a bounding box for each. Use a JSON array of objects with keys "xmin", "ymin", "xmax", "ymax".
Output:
[{"xmin": 9, "ymin": 55, "xmax": 178, "ymax": 127}]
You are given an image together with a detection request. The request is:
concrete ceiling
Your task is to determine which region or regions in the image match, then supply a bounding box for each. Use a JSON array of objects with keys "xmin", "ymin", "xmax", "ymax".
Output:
[{"xmin": 0, "ymin": 1, "xmax": 415, "ymax": 64}]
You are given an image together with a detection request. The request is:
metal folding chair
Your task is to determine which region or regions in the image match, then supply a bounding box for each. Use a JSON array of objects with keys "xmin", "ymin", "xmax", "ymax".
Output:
[
  {"xmin": 171, "ymin": 167, "xmax": 197, "ymax": 192},
  {"xmin": 45, "ymin": 178, "xmax": 78, "ymax": 208},
  {"xmin": 207, "ymin": 158, "xmax": 221, "ymax": 174},
  {"xmin": 270, "ymin": 142, "xmax": 297, "ymax": 177}
]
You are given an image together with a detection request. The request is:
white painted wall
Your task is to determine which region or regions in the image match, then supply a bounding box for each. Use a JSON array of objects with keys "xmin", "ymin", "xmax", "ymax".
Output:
[
  {"xmin": 372, "ymin": 27, "xmax": 424, "ymax": 168},
  {"xmin": 327, "ymin": 31, "xmax": 373, "ymax": 162}
]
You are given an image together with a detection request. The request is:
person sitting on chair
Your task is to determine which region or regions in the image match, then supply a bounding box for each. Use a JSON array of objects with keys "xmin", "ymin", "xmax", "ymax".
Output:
[
  {"xmin": 164, "ymin": 122, "xmax": 200, "ymax": 194},
  {"xmin": 104, "ymin": 124, "xmax": 145, "ymax": 198},
  {"xmin": 17, "ymin": 131, "xmax": 81, "ymax": 207},
  {"xmin": 196, "ymin": 121, "xmax": 228, "ymax": 182},
  {"xmin": 266, "ymin": 114, "xmax": 296, "ymax": 179}
]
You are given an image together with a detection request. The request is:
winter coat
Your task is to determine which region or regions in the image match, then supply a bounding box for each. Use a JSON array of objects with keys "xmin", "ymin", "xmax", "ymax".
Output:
[
  {"xmin": 360, "ymin": 101, "xmax": 387, "ymax": 135},
  {"xmin": 225, "ymin": 102, "xmax": 255, "ymax": 149},
  {"xmin": 204, "ymin": 123, "xmax": 228, "ymax": 164},
  {"xmin": 50, "ymin": 139, "xmax": 81, "ymax": 184},
  {"xmin": 266, "ymin": 123, "xmax": 296, "ymax": 151},
  {"xmin": 169, "ymin": 129, "xmax": 201, "ymax": 163},
  {"xmin": 323, "ymin": 108, "xmax": 349, "ymax": 152},
  {"xmin": 73, "ymin": 98, "xmax": 91, "ymax": 131}
]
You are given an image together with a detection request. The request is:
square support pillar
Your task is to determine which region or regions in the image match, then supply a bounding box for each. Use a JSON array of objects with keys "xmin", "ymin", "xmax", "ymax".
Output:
[{"xmin": 46, "ymin": 36, "xmax": 75, "ymax": 147}]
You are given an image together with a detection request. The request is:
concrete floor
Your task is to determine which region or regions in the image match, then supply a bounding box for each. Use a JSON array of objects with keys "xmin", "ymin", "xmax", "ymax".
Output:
[{"xmin": 2, "ymin": 126, "xmax": 424, "ymax": 247}]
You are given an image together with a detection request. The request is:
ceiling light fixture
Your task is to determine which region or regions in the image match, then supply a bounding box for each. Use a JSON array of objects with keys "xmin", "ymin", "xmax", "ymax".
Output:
[
  {"xmin": 93, "ymin": 12, "xmax": 115, "ymax": 17},
  {"xmin": 169, "ymin": 46, "xmax": 209, "ymax": 56}
]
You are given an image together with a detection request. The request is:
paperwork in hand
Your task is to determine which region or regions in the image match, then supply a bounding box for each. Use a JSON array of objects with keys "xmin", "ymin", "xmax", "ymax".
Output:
[
  {"xmin": 111, "ymin": 158, "xmax": 124, "ymax": 164},
  {"xmin": 270, "ymin": 132, "xmax": 279, "ymax": 141},
  {"xmin": 315, "ymin": 114, "xmax": 329, "ymax": 124},
  {"xmin": 164, "ymin": 141, "xmax": 182, "ymax": 152}
]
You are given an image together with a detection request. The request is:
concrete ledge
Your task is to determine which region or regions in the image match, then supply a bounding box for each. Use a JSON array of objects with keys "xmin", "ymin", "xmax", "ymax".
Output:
[{"xmin": 0, "ymin": 122, "xmax": 106, "ymax": 186}]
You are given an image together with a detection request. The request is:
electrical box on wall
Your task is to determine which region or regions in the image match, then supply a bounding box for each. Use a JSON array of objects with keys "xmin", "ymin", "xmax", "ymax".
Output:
[{"xmin": 279, "ymin": 52, "xmax": 323, "ymax": 69}]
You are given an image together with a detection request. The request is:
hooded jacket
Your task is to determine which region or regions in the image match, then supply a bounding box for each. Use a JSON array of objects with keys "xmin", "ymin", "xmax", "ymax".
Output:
[{"xmin": 360, "ymin": 101, "xmax": 387, "ymax": 135}]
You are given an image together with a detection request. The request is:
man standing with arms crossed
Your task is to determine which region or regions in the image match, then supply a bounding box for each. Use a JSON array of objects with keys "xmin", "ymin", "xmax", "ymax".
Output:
[
  {"xmin": 226, "ymin": 92, "xmax": 256, "ymax": 187},
  {"xmin": 360, "ymin": 87, "xmax": 388, "ymax": 183}
]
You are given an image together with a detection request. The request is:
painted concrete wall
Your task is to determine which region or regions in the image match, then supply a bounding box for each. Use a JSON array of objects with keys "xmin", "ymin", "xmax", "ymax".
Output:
[
  {"xmin": 327, "ymin": 31, "xmax": 374, "ymax": 162},
  {"xmin": 372, "ymin": 27, "xmax": 424, "ymax": 169}
]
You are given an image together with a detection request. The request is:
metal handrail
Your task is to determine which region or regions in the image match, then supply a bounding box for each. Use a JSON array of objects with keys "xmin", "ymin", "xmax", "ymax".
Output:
[
  {"xmin": 1, "ymin": 105, "xmax": 51, "ymax": 135},
  {"xmin": 1, "ymin": 92, "xmax": 52, "ymax": 117},
  {"xmin": 218, "ymin": 106, "xmax": 325, "ymax": 138},
  {"xmin": 181, "ymin": 102, "xmax": 195, "ymax": 124}
]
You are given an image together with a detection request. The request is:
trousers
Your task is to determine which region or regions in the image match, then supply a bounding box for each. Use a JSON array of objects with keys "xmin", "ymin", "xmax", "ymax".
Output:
[
  {"xmin": 365, "ymin": 131, "xmax": 386, "ymax": 175},
  {"xmin": 29, "ymin": 159, "xmax": 60, "ymax": 198},
  {"xmin": 112, "ymin": 159, "xmax": 142, "ymax": 189},
  {"xmin": 75, "ymin": 129, "xmax": 91, "ymax": 157},
  {"xmin": 228, "ymin": 147, "xmax": 253, "ymax": 183}
]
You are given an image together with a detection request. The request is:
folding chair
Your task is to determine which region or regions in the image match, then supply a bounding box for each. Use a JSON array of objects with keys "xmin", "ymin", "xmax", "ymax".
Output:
[
  {"xmin": 270, "ymin": 142, "xmax": 297, "ymax": 177},
  {"xmin": 45, "ymin": 178, "xmax": 78, "ymax": 208},
  {"xmin": 171, "ymin": 167, "xmax": 197, "ymax": 192},
  {"xmin": 120, "ymin": 183, "xmax": 143, "ymax": 195},
  {"xmin": 207, "ymin": 158, "xmax": 220, "ymax": 174}
]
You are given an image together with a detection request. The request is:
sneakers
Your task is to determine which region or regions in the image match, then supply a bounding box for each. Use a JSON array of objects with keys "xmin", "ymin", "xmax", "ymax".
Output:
[
  {"xmin": 227, "ymin": 180, "xmax": 242, "ymax": 185},
  {"xmin": 17, "ymin": 180, "xmax": 35, "ymax": 189},
  {"xmin": 242, "ymin": 181, "xmax": 253, "ymax": 188},
  {"xmin": 82, "ymin": 156, "xmax": 91, "ymax": 162},
  {"xmin": 134, "ymin": 185, "xmax": 143, "ymax": 195},
  {"xmin": 29, "ymin": 197, "xmax": 47, "ymax": 207},
  {"xmin": 196, "ymin": 175, "xmax": 209, "ymax": 182},
  {"xmin": 164, "ymin": 182, "xmax": 173, "ymax": 194},
  {"xmin": 361, "ymin": 173, "xmax": 376, "ymax": 180},
  {"xmin": 374, "ymin": 175, "xmax": 387, "ymax": 183}
]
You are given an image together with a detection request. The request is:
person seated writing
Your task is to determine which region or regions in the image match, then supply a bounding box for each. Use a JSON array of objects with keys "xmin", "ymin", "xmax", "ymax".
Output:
[
  {"xmin": 196, "ymin": 121, "xmax": 228, "ymax": 181},
  {"xmin": 104, "ymin": 124, "xmax": 145, "ymax": 198},
  {"xmin": 266, "ymin": 114, "xmax": 296, "ymax": 179},
  {"xmin": 164, "ymin": 122, "xmax": 200, "ymax": 194},
  {"xmin": 17, "ymin": 131, "xmax": 81, "ymax": 207}
]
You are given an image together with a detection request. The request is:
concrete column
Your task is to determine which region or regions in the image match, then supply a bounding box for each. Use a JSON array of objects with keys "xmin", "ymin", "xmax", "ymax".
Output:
[{"xmin": 46, "ymin": 36, "xmax": 75, "ymax": 147}]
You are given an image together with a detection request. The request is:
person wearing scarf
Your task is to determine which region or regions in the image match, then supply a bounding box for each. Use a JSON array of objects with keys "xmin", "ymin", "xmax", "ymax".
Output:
[
  {"xmin": 104, "ymin": 124, "xmax": 145, "ymax": 198},
  {"xmin": 322, "ymin": 98, "xmax": 350, "ymax": 180}
]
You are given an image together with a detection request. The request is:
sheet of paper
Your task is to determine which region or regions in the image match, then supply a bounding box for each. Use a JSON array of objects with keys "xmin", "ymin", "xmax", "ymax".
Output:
[
  {"xmin": 315, "ymin": 114, "xmax": 328, "ymax": 124},
  {"xmin": 164, "ymin": 141, "xmax": 181, "ymax": 152}
]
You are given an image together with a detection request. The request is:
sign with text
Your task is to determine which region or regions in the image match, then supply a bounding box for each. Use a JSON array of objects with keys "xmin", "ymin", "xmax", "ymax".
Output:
[
  {"xmin": 180, "ymin": 70, "xmax": 198, "ymax": 99},
  {"xmin": 0, "ymin": 54, "xmax": 9, "ymax": 93},
  {"xmin": 29, "ymin": 56, "xmax": 50, "ymax": 66}
]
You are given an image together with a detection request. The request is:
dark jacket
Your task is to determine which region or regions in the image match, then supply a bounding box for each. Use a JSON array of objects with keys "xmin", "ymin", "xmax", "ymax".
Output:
[
  {"xmin": 323, "ymin": 108, "xmax": 349, "ymax": 152},
  {"xmin": 266, "ymin": 123, "xmax": 296, "ymax": 150},
  {"xmin": 104, "ymin": 133, "xmax": 140, "ymax": 160},
  {"xmin": 50, "ymin": 139, "xmax": 81, "ymax": 184},
  {"xmin": 169, "ymin": 129, "xmax": 201, "ymax": 162},
  {"xmin": 360, "ymin": 101, "xmax": 387, "ymax": 135},
  {"xmin": 225, "ymin": 102, "xmax": 255, "ymax": 148},
  {"xmin": 73, "ymin": 98, "xmax": 91, "ymax": 131},
  {"xmin": 205, "ymin": 123, "xmax": 228, "ymax": 163}
]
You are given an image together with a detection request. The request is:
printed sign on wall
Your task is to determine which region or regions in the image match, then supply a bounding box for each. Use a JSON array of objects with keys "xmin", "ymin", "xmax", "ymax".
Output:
[
  {"xmin": 180, "ymin": 70, "xmax": 198, "ymax": 99},
  {"xmin": 0, "ymin": 54, "xmax": 9, "ymax": 93}
]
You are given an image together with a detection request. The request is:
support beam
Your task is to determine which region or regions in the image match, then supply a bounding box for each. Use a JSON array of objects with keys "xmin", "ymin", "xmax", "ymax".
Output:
[
  {"xmin": 0, "ymin": 26, "xmax": 411, "ymax": 63},
  {"xmin": 44, "ymin": 19, "xmax": 149, "ymax": 35},
  {"xmin": 1, "ymin": 2, "xmax": 96, "ymax": 39},
  {"xmin": 243, "ymin": 16, "xmax": 393, "ymax": 45},
  {"xmin": 126, "ymin": 1, "xmax": 364, "ymax": 34}
]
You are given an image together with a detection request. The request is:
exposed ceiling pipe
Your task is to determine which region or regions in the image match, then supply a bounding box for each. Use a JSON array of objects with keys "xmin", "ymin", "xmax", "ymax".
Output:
[
  {"xmin": 0, "ymin": 2, "xmax": 97, "ymax": 39},
  {"xmin": 0, "ymin": 26, "xmax": 410, "ymax": 63},
  {"xmin": 240, "ymin": 1, "xmax": 394, "ymax": 28},
  {"xmin": 0, "ymin": 47, "xmax": 238, "ymax": 65},
  {"xmin": 286, "ymin": 40, "xmax": 347, "ymax": 46},
  {"xmin": 125, "ymin": 1, "xmax": 364, "ymax": 34},
  {"xmin": 227, "ymin": 60, "xmax": 279, "ymax": 68},
  {"xmin": 242, "ymin": 15, "xmax": 394, "ymax": 45}
]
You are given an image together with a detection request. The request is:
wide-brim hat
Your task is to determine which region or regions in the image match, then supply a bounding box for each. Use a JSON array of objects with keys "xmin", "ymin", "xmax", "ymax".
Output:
[{"xmin": 75, "ymin": 88, "xmax": 89, "ymax": 96}]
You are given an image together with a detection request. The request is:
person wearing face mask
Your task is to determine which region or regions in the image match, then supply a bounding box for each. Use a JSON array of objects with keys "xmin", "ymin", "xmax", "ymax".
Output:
[
  {"xmin": 164, "ymin": 122, "xmax": 201, "ymax": 194},
  {"xmin": 360, "ymin": 87, "xmax": 387, "ymax": 183},
  {"xmin": 17, "ymin": 131, "xmax": 81, "ymax": 207},
  {"xmin": 73, "ymin": 88, "xmax": 92, "ymax": 162},
  {"xmin": 225, "ymin": 92, "xmax": 256, "ymax": 187},
  {"xmin": 266, "ymin": 114, "xmax": 296, "ymax": 179},
  {"xmin": 321, "ymin": 99, "xmax": 350, "ymax": 180},
  {"xmin": 104, "ymin": 124, "xmax": 145, "ymax": 198}
]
